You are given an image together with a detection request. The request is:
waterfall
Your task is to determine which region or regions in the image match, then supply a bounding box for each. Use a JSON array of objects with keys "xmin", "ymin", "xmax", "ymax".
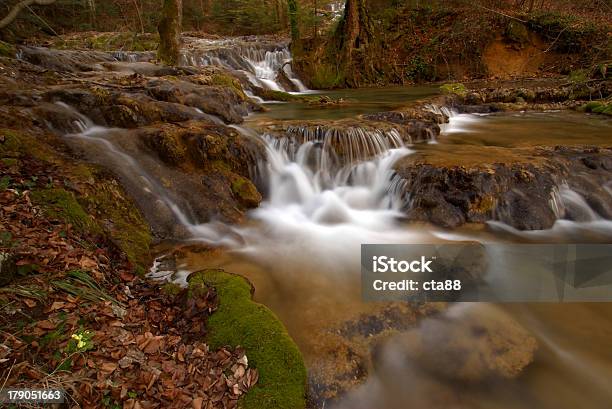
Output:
[
  {"xmin": 108, "ymin": 37, "xmax": 309, "ymax": 93},
  {"xmin": 179, "ymin": 38, "xmax": 308, "ymax": 93}
]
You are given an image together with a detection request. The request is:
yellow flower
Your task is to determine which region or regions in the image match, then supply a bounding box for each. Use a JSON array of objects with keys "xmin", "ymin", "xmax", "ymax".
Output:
[{"xmin": 71, "ymin": 333, "xmax": 86, "ymax": 349}]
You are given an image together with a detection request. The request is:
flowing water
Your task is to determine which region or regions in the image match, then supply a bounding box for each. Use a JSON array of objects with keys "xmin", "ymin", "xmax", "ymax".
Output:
[{"xmin": 52, "ymin": 44, "xmax": 612, "ymax": 408}]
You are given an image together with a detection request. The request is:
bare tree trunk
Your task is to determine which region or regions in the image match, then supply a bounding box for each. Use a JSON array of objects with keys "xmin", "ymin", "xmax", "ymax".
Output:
[
  {"xmin": 131, "ymin": 0, "xmax": 145, "ymax": 33},
  {"xmin": 287, "ymin": 0, "xmax": 299, "ymax": 46},
  {"xmin": 340, "ymin": 0, "xmax": 373, "ymax": 61},
  {"xmin": 158, "ymin": 0, "xmax": 182, "ymax": 66},
  {"xmin": 87, "ymin": 0, "xmax": 96, "ymax": 29},
  {"xmin": 313, "ymin": 0, "xmax": 317, "ymax": 40},
  {"xmin": 0, "ymin": 0, "xmax": 58, "ymax": 29}
]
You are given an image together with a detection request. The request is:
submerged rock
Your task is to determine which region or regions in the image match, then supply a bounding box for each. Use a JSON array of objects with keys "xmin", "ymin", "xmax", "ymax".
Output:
[{"xmin": 387, "ymin": 304, "xmax": 537, "ymax": 382}]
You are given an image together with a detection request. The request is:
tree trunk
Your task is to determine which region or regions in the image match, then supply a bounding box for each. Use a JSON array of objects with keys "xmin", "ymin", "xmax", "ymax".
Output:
[
  {"xmin": 287, "ymin": 0, "xmax": 300, "ymax": 46},
  {"xmin": 340, "ymin": 0, "xmax": 373, "ymax": 61},
  {"xmin": 0, "ymin": 0, "xmax": 57, "ymax": 29},
  {"xmin": 158, "ymin": 0, "xmax": 183, "ymax": 66}
]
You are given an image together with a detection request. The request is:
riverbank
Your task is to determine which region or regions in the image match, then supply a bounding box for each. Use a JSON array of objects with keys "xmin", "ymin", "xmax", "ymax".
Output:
[{"xmin": 0, "ymin": 40, "xmax": 308, "ymax": 408}]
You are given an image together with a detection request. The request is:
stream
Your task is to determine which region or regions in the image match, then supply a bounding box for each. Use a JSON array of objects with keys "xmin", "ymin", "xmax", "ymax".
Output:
[{"xmin": 51, "ymin": 38, "xmax": 612, "ymax": 409}]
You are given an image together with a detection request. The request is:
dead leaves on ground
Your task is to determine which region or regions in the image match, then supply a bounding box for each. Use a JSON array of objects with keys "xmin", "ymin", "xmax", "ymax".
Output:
[{"xmin": 1, "ymin": 157, "xmax": 258, "ymax": 408}]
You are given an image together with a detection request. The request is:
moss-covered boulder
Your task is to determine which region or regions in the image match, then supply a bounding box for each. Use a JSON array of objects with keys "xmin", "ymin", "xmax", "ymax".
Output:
[{"xmin": 188, "ymin": 270, "xmax": 307, "ymax": 409}]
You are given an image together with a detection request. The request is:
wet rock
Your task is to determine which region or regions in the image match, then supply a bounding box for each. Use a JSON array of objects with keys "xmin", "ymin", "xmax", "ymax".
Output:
[
  {"xmin": 395, "ymin": 162, "xmax": 559, "ymax": 229},
  {"xmin": 390, "ymin": 304, "xmax": 537, "ymax": 382},
  {"xmin": 394, "ymin": 146, "xmax": 612, "ymax": 229},
  {"xmin": 17, "ymin": 47, "xmax": 115, "ymax": 72},
  {"xmin": 276, "ymin": 67, "xmax": 300, "ymax": 92},
  {"xmin": 31, "ymin": 102, "xmax": 91, "ymax": 133},
  {"xmin": 138, "ymin": 121, "xmax": 265, "ymax": 178},
  {"xmin": 145, "ymin": 78, "xmax": 249, "ymax": 123},
  {"xmin": 462, "ymin": 81, "xmax": 612, "ymax": 106},
  {"xmin": 42, "ymin": 87, "xmax": 203, "ymax": 129},
  {"xmin": 100, "ymin": 61, "xmax": 197, "ymax": 77}
]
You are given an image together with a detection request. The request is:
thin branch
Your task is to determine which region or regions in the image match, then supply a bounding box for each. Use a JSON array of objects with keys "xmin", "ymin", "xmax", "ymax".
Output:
[
  {"xmin": 472, "ymin": 3, "xmax": 527, "ymax": 23},
  {"xmin": 26, "ymin": 4, "xmax": 58, "ymax": 36},
  {"xmin": 0, "ymin": 0, "xmax": 58, "ymax": 29}
]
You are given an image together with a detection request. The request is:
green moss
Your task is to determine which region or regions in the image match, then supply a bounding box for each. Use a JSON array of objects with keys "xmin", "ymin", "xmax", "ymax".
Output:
[
  {"xmin": 189, "ymin": 270, "xmax": 307, "ymax": 409},
  {"xmin": 31, "ymin": 188, "xmax": 101, "ymax": 235},
  {"xmin": 260, "ymin": 89, "xmax": 297, "ymax": 101},
  {"xmin": 161, "ymin": 282, "xmax": 182, "ymax": 296},
  {"xmin": 211, "ymin": 73, "xmax": 247, "ymax": 100},
  {"xmin": 309, "ymin": 63, "xmax": 345, "ymax": 89},
  {"xmin": 504, "ymin": 21, "xmax": 530, "ymax": 46},
  {"xmin": 2, "ymin": 158, "xmax": 19, "ymax": 167},
  {"xmin": 0, "ymin": 40, "xmax": 15, "ymax": 58},
  {"xmin": 582, "ymin": 101, "xmax": 612, "ymax": 116},
  {"xmin": 231, "ymin": 176, "xmax": 262, "ymax": 208},
  {"xmin": 80, "ymin": 178, "xmax": 151, "ymax": 265},
  {"xmin": 0, "ymin": 129, "xmax": 54, "ymax": 161},
  {"xmin": 0, "ymin": 129, "xmax": 23, "ymax": 155},
  {"xmin": 440, "ymin": 83, "xmax": 467, "ymax": 97}
]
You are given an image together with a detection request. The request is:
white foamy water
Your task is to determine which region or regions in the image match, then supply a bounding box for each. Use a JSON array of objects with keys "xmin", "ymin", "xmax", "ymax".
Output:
[{"xmin": 184, "ymin": 130, "xmax": 441, "ymax": 273}]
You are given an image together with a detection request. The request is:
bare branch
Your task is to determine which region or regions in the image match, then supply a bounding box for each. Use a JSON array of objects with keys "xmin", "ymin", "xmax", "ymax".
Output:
[{"xmin": 0, "ymin": 0, "xmax": 58, "ymax": 29}]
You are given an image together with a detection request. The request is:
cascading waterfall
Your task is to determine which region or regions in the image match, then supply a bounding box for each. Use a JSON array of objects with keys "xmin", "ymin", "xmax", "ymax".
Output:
[
  {"xmin": 109, "ymin": 37, "xmax": 309, "ymax": 93},
  {"xmin": 179, "ymin": 38, "xmax": 308, "ymax": 92}
]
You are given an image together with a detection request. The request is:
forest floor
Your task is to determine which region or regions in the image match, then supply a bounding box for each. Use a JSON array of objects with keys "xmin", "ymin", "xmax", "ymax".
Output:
[{"xmin": 0, "ymin": 132, "xmax": 258, "ymax": 409}]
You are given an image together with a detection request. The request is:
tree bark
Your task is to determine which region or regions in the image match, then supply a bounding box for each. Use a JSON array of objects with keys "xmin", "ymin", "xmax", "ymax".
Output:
[
  {"xmin": 287, "ymin": 0, "xmax": 300, "ymax": 46},
  {"xmin": 0, "ymin": 0, "xmax": 57, "ymax": 29},
  {"xmin": 158, "ymin": 0, "xmax": 183, "ymax": 66},
  {"xmin": 340, "ymin": 0, "xmax": 373, "ymax": 61}
]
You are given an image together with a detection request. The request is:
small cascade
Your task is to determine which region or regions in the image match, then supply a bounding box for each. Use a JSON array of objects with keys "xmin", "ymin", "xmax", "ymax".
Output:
[
  {"xmin": 52, "ymin": 102, "xmax": 204, "ymax": 237},
  {"xmin": 183, "ymin": 123, "xmax": 433, "ymax": 275},
  {"xmin": 273, "ymin": 125, "xmax": 405, "ymax": 169},
  {"xmin": 179, "ymin": 37, "xmax": 308, "ymax": 92}
]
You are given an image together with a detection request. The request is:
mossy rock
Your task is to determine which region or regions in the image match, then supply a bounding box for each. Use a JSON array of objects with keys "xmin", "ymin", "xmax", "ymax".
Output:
[
  {"xmin": 0, "ymin": 40, "xmax": 15, "ymax": 58},
  {"xmin": 54, "ymin": 32, "xmax": 159, "ymax": 52},
  {"xmin": 79, "ymin": 176, "xmax": 152, "ymax": 265},
  {"xmin": 0, "ymin": 129, "xmax": 54, "ymax": 161},
  {"xmin": 189, "ymin": 270, "xmax": 307, "ymax": 409},
  {"xmin": 211, "ymin": 74, "xmax": 248, "ymax": 100},
  {"xmin": 440, "ymin": 83, "xmax": 467, "ymax": 97},
  {"xmin": 309, "ymin": 63, "xmax": 345, "ymax": 89},
  {"xmin": 230, "ymin": 176, "xmax": 262, "ymax": 208},
  {"xmin": 31, "ymin": 188, "xmax": 102, "ymax": 236},
  {"xmin": 0, "ymin": 129, "xmax": 24, "ymax": 156}
]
